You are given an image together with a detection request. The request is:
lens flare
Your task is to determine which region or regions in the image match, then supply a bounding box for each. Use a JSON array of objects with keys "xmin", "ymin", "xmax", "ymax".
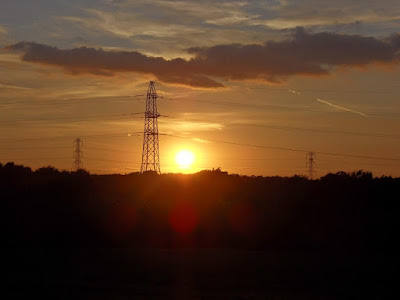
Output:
[{"xmin": 169, "ymin": 201, "xmax": 198, "ymax": 234}]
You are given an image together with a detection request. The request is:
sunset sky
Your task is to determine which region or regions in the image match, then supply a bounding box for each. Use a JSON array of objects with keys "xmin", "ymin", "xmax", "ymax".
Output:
[{"xmin": 0, "ymin": 0, "xmax": 399, "ymax": 176}]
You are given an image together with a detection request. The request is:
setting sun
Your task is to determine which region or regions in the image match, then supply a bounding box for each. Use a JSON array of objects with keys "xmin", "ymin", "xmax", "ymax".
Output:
[{"xmin": 175, "ymin": 150, "xmax": 195, "ymax": 169}]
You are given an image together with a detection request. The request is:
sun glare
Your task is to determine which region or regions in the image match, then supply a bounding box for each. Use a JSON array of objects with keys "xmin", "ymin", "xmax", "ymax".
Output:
[{"xmin": 175, "ymin": 150, "xmax": 195, "ymax": 169}]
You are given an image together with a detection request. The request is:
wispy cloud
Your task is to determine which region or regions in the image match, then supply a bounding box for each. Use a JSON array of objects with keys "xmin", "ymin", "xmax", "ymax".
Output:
[
  {"xmin": 0, "ymin": 83, "xmax": 32, "ymax": 90},
  {"xmin": 250, "ymin": 13, "xmax": 400, "ymax": 29},
  {"xmin": 59, "ymin": 9, "xmax": 204, "ymax": 40},
  {"xmin": 251, "ymin": 0, "xmax": 400, "ymax": 31},
  {"xmin": 165, "ymin": 120, "xmax": 224, "ymax": 132},
  {"xmin": 161, "ymin": 113, "xmax": 225, "ymax": 131},
  {"xmin": 103, "ymin": 0, "xmax": 400, "ymax": 32},
  {"xmin": 56, "ymin": 6, "xmax": 264, "ymax": 59},
  {"xmin": 107, "ymin": 0, "xmax": 253, "ymax": 26},
  {"xmin": 316, "ymin": 98, "xmax": 368, "ymax": 117}
]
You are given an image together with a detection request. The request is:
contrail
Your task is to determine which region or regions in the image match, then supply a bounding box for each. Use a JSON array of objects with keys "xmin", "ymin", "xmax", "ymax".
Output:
[
  {"xmin": 288, "ymin": 89, "xmax": 301, "ymax": 95},
  {"xmin": 316, "ymin": 98, "xmax": 368, "ymax": 117}
]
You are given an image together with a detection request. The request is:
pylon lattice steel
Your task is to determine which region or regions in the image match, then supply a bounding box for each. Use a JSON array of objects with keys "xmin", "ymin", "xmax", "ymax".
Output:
[
  {"xmin": 73, "ymin": 137, "xmax": 83, "ymax": 171},
  {"xmin": 140, "ymin": 81, "xmax": 161, "ymax": 174},
  {"xmin": 306, "ymin": 152, "xmax": 316, "ymax": 179}
]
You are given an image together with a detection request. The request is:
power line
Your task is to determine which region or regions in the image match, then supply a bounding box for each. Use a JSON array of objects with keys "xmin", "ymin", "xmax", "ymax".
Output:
[
  {"xmin": 0, "ymin": 132, "xmax": 143, "ymax": 143},
  {"xmin": 2, "ymin": 105, "xmax": 397, "ymax": 138},
  {"xmin": 3, "ymin": 110, "xmax": 398, "ymax": 140},
  {"xmin": 0, "ymin": 113, "xmax": 143, "ymax": 125},
  {"xmin": 2, "ymin": 86, "xmax": 393, "ymax": 109},
  {"xmin": 8, "ymin": 86, "xmax": 392, "ymax": 109},
  {"xmin": 2, "ymin": 87, "xmax": 397, "ymax": 115},
  {"xmin": 3, "ymin": 131, "xmax": 398, "ymax": 162},
  {"xmin": 161, "ymin": 133, "xmax": 400, "ymax": 162},
  {"xmin": 162, "ymin": 116, "xmax": 400, "ymax": 139},
  {"xmin": 0, "ymin": 157, "xmax": 137, "ymax": 164},
  {"xmin": 1, "ymin": 97, "xmax": 398, "ymax": 128},
  {"xmin": 84, "ymin": 146, "xmax": 139, "ymax": 154},
  {"xmin": 1, "ymin": 157, "xmax": 70, "ymax": 161},
  {"xmin": 0, "ymin": 145, "xmax": 138, "ymax": 154},
  {"xmin": 163, "ymin": 97, "xmax": 399, "ymax": 118},
  {"xmin": 0, "ymin": 146, "xmax": 72, "ymax": 150},
  {"xmin": 2, "ymin": 113, "xmax": 398, "ymax": 140},
  {"xmin": 0, "ymin": 95, "xmax": 145, "ymax": 107},
  {"xmin": 86, "ymin": 157, "xmax": 139, "ymax": 164},
  {"xmin": 154, "ymin": 82, "xmax": 396, "ymax": 94}
]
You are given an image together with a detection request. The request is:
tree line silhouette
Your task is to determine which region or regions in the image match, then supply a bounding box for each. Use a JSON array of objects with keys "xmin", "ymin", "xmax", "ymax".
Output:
[{"xmin": 3, "ymin": 162, "xmax": 399, "ymax": 252}]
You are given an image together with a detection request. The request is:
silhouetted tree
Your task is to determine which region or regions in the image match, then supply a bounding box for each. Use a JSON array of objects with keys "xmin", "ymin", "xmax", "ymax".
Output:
[{"xmin": 35, "ymin": 166, "xmax": 60, "ymax": 176}]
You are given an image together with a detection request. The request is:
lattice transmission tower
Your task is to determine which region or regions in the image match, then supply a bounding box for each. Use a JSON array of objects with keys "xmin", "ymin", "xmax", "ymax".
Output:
[
  {"xmin": 140, "ymin": 81, "xmax": 161, "ymax": 174},
  {"xmin": 73, "ymin": 137, "xmax": 84, "ymax": 171},
  {"xmin": 306, "ymin": 152, "xmax": 316, "ymax": 179}
]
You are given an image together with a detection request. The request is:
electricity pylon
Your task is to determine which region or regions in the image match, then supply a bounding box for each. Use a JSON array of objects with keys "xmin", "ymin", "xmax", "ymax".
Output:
[
  {"xmin": 306, "ymin": 152, "xmax": 316, "ymax": 179},
  {"xmin": 140, "ymin": 81, "xmax": 161, "ymax": 174},
  {"xmin": 73, "ymin": 138, "xmax": 83, "ymax": 171}
]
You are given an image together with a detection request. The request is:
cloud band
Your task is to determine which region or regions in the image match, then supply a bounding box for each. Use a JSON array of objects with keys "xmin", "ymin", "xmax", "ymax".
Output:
[{"xmin": 6, "ymin": 27, "xmax": 400, "ymax": 88}]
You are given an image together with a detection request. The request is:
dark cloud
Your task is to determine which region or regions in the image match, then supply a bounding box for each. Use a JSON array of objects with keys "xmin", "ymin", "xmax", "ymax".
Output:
[{"xmin": 6, "ymin": 28, "xmax": 400, "ymax": 88}]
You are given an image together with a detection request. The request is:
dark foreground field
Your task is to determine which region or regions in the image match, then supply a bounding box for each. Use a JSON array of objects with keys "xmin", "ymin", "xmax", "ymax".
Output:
[
  {"xmin": 6, "ymin": 249, "xmax": 396, "ymax": 299},
  {"xmin": 3, "ymin": 163, "xmax": 399, "ymax": 298}
]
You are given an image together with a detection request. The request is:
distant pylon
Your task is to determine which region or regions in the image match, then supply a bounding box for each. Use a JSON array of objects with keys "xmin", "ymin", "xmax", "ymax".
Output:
[
  {"xmin": 306, "ymin": 152, "xmax": 316, "ymax": 179},
  {"xmin": 73, "ymin": 138, "xmax": 84, "ymax": 171},
  {"xmin": 140, "ymin": 81, "xmax": 161, "ymax": 174}
]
